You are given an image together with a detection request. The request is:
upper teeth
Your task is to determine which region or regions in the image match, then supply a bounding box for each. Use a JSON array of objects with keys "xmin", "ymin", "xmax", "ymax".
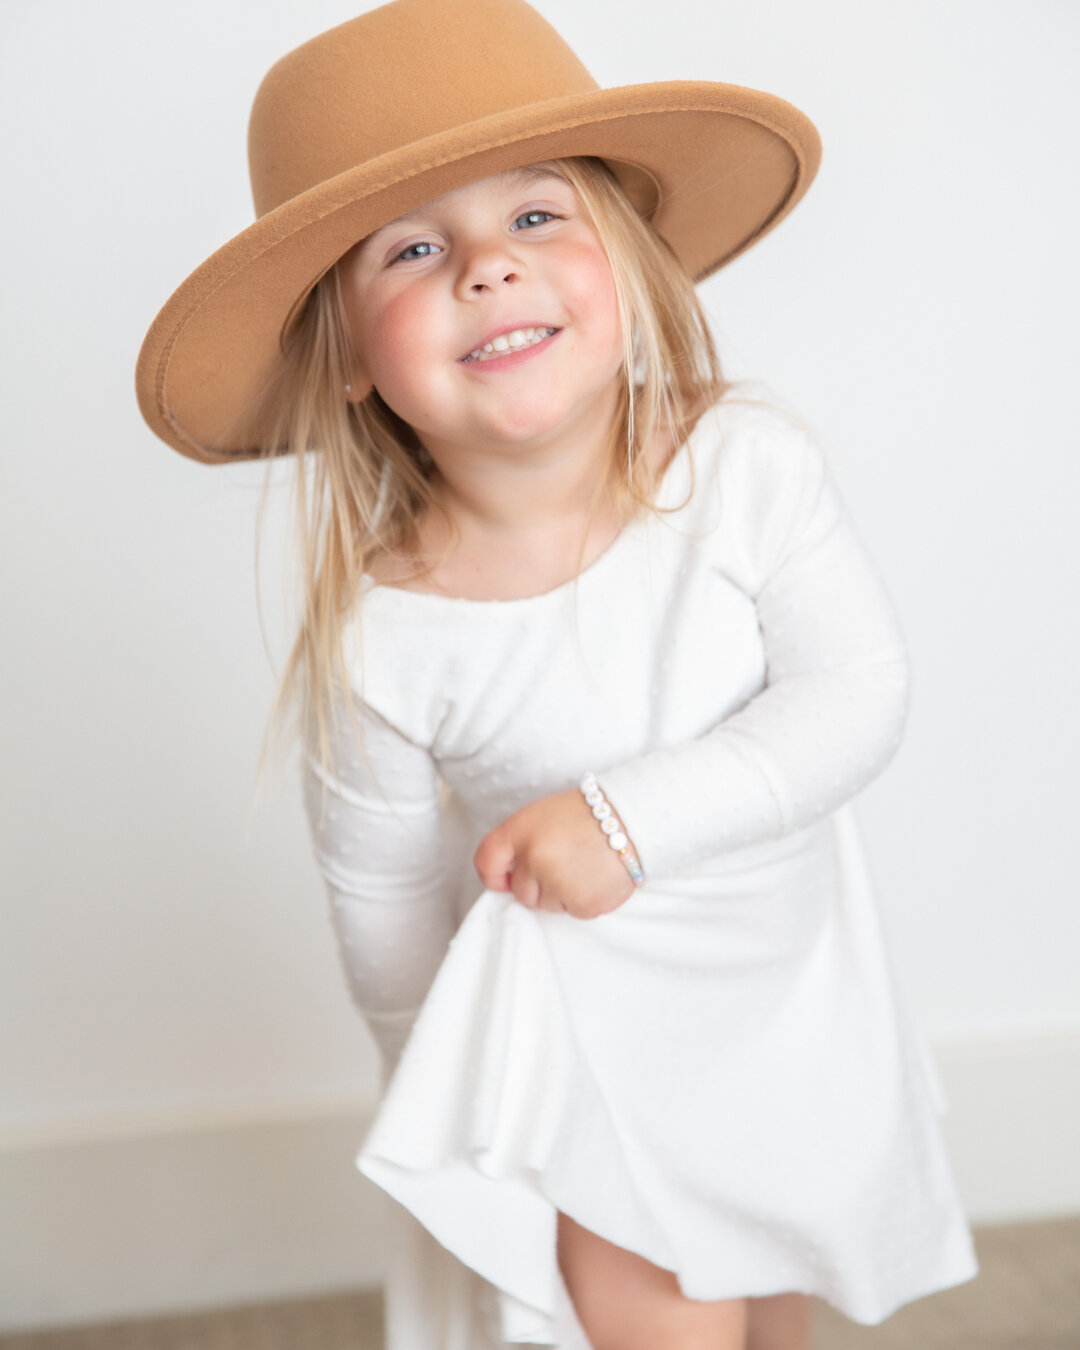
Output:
[{"xmin": 465, "ymin": 327, "xmax": 557, "ymax": 361}]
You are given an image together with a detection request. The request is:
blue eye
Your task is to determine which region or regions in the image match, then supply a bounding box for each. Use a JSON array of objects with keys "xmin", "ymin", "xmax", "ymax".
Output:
[
  {"xmin": 512, "ymin": 210, "xmax": 557, "ymax": 230},
  {"xmin": 393, "ymin": 241, "xmax": 441, "ymax": 263}
]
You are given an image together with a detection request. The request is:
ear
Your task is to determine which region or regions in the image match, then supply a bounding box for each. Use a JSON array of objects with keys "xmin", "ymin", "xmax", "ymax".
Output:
[{"xmin": 343, "ymin": 369, "xmax": 374, "ymax": 404}]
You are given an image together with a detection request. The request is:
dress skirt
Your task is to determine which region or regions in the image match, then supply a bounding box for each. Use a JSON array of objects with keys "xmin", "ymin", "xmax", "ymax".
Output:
[{"xmin": 356, "ymin": 807, "xmax": 979, "ymax": 1348}]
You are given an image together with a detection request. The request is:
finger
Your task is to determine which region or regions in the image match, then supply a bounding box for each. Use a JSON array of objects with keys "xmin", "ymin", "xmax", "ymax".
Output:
[
  {"xmin": 473, "ymin": 830, "xmax": 515, "ymax": 892},
  {"xmin": 534, "ymin": 886, "xmax": 569, "ymax": 915},
  {"xmin": 509, "ymin": 869, "xmax": 541, "ymax": 910}
]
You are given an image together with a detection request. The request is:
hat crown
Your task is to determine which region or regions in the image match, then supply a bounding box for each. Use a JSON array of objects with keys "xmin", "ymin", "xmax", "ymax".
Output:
[{"xmin": 248, "ymin": 0, "xmax": 599, "ymax": 217}]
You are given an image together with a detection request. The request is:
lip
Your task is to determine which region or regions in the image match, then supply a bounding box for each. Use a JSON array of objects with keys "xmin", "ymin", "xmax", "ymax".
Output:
[{"xmin": 458, "ymin": 321, "xmax": 562, "ymax": 366}]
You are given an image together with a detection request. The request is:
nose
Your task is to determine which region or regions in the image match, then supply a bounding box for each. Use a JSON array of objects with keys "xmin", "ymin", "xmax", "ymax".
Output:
[{"xmin": 454, "ymin": 237, "xmax": 523, "ymax": 300}]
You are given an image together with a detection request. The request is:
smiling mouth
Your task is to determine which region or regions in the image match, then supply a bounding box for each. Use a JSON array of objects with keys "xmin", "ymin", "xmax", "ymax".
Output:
[{"xmin": 461, "ymin": 327, "xmax": 560, "ymax": 363}]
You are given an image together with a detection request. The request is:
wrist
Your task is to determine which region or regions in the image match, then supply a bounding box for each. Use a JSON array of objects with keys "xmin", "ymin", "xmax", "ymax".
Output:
[{"xmin": 579, "ymin": 773, "xmax": 645, "ymax": 887}]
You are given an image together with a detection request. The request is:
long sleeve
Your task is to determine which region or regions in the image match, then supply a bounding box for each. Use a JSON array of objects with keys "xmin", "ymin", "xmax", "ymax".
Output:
[
  {"xmin": 301, "ymin": 694, "xmax": 461, "ymax": 1081},
  {"xmin": 600, "ymin": 418, "xmax": 910, "ymax": 879}
]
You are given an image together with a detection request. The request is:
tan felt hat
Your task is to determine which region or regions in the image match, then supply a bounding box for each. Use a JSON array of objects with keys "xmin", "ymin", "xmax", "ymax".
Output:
[{"xmin": 135, "ymin": 0, "xmax": 821, "ymax": 464}]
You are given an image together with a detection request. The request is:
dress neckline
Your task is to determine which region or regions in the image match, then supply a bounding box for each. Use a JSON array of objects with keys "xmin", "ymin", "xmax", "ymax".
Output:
[{"xmin": 362, "ymin": 416, "xmax": 701, "ymax": 612}]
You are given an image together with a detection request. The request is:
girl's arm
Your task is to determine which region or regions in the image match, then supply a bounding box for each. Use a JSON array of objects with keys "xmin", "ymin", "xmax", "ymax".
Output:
[
  {"xmin": 601, "ymin": 422, "xmax": 909, "ymax": 878},
  {"xmin": 302, "ymin": 699, "xmax": 460, "ymax": 1081},
  {"xmin": 478, "ymin": 417, "xmax": 909, "ymax": 908}
]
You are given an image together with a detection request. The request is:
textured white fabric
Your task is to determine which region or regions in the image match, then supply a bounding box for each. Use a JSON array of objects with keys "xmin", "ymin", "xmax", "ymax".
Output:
[{"xmin": 302, "ymin": 396, "xmax": 978, "ymax": 1347}]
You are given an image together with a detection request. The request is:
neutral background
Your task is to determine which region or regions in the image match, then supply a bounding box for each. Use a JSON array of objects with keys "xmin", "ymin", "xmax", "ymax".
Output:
[{"xmin": 2, "ymin": 0, "xmax": 1078, "ymax": 1331}]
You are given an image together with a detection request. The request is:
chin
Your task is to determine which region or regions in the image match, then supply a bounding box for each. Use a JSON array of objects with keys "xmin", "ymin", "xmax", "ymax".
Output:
[
  {"xmin": 482, "ymin": 409, "xmax": 566, "ymax": 443},
  {"xmin": 478, "ymin": 388, "xmax": 616, "ymax": 446}
]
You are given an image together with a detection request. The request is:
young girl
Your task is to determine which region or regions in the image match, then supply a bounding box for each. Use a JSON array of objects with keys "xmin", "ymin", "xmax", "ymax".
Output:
[{"xmin": 136, "ymin": 1, "xmax": 980, "ymax": 1346}]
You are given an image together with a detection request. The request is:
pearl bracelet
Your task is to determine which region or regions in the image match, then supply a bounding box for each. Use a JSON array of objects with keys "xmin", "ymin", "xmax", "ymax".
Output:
[{"xmin": 579, "ymin": 773, "xmax": 645, "ymax": 888}]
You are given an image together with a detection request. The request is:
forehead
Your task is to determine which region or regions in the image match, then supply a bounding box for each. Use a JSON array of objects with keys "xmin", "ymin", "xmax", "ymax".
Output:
[{"xmin": 361, "ymin": 164, "xmax": 569, "ymax": 240}]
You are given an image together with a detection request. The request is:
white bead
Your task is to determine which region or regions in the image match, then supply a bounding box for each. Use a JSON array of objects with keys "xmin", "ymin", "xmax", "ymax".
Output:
[
  {"xmin": 584, "ymin": 788, "xmax": 604, "ymax": 807},
  {"xmin": 600, "ymin": 817, "xmax": 619, "ymax": 835},
  {"xmin": 592, "ymin": 801, "xmax": 612, "ymax": 820},
  {"xmin": 608, "ymin": 831, "xmax": 628, "ymax": 851}
]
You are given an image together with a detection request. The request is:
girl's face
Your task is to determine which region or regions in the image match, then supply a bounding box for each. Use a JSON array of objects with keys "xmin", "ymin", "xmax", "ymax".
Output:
[{"xmin": 337, "ymin": 166, "xmax": 624, "ymax": 456}]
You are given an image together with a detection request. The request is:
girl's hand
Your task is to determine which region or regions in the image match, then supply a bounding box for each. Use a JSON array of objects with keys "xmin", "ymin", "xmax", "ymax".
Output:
[{"xmin": 473, "ymin": 789, "xmax": 636, "ymax": 919}]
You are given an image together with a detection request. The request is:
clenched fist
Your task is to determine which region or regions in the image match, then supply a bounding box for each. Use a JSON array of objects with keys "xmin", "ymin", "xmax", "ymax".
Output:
[{"xmin": 473, "ymin": 788, "xmax": 636, "ymax": 919}]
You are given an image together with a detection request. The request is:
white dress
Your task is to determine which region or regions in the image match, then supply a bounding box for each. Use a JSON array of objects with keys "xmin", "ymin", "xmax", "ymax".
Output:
[{"xmin": 301, "ymin": 396, "xmax": 979, "ymax": 1348}]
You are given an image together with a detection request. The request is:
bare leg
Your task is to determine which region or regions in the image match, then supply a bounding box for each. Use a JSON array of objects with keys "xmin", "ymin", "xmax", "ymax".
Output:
[
  {"xmin": 746, "ymin": 1292, "xmax": 814, "ymax": 1350},
  {"xmin": 556, "ymin": 1210, "xmax": 749, "ymax": 1350}
]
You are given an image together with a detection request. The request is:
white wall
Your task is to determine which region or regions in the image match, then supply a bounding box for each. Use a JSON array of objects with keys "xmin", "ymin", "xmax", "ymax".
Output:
[{"xmin": 2, "ymin": 0, "xmax": 1078, "ymax": 1329}]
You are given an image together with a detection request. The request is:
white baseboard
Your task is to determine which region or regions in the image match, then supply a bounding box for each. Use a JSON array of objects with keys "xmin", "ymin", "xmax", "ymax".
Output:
[
  {"xmin": 932, "ymin": 1026, "xmax": 1080, "ymax": 1225},
  {"xmin": 3, "ymin": 1030, "xmax": 1079, "ymax": 1333},
  {"xmin": 0, "ymin": 1103, "xmax": 387, "ymax": 1333}
]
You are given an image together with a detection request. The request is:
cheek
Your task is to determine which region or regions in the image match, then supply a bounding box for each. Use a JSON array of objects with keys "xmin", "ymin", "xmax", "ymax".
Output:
[
  {"xmin": 563, "ymin": 242, "xmax": 623, "ymax": 350},
  {"xmin": 356, "ymin": 290, "xmax": 434, "ymax": 384}
]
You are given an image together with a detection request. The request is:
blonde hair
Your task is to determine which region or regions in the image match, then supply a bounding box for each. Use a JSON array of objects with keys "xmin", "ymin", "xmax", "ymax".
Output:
[{"xmin": 246, "ymin": 156, "xmax": 727, "ymax": 797}]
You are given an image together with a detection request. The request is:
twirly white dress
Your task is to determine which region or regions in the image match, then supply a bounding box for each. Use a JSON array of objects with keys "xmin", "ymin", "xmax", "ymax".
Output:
[{"xmin": 302, "ymin": 396, "xmax": 979, "ymax": 1348}]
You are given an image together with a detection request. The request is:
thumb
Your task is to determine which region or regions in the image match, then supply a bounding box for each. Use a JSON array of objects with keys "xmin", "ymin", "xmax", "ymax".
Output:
[{"xmin": 473, "ymin": 827, "xmax": 515, "ymax": 892}]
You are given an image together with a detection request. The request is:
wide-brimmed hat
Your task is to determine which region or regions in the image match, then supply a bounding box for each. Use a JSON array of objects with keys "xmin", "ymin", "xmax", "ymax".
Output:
[{"xmin": 135, "ymin": 0, "xmax": 821, "ymax": 463}]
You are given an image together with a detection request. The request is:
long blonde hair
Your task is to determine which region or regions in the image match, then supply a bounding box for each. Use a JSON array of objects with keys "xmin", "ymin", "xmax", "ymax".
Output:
[{"xmin": 246, "ymin": 156, "xmax": 727, "ymax": 795}]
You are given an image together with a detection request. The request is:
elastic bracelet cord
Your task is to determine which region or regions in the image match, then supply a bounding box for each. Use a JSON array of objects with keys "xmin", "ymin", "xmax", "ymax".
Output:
[{"xmin": 579, "ymin": 773, "xmax": 646, "ymax": 888}]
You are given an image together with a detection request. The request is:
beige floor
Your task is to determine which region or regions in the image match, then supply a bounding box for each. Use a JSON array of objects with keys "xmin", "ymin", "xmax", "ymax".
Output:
[{"xmin": 3, "ymin": 1216, "xmax": 1077, "ymax": 1350}]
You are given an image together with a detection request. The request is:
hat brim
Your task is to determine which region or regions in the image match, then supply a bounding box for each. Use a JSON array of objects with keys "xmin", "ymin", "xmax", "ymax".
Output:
[{"xmin": 136, "ymin": 81, "xmax": 820, "ymax": 463}]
